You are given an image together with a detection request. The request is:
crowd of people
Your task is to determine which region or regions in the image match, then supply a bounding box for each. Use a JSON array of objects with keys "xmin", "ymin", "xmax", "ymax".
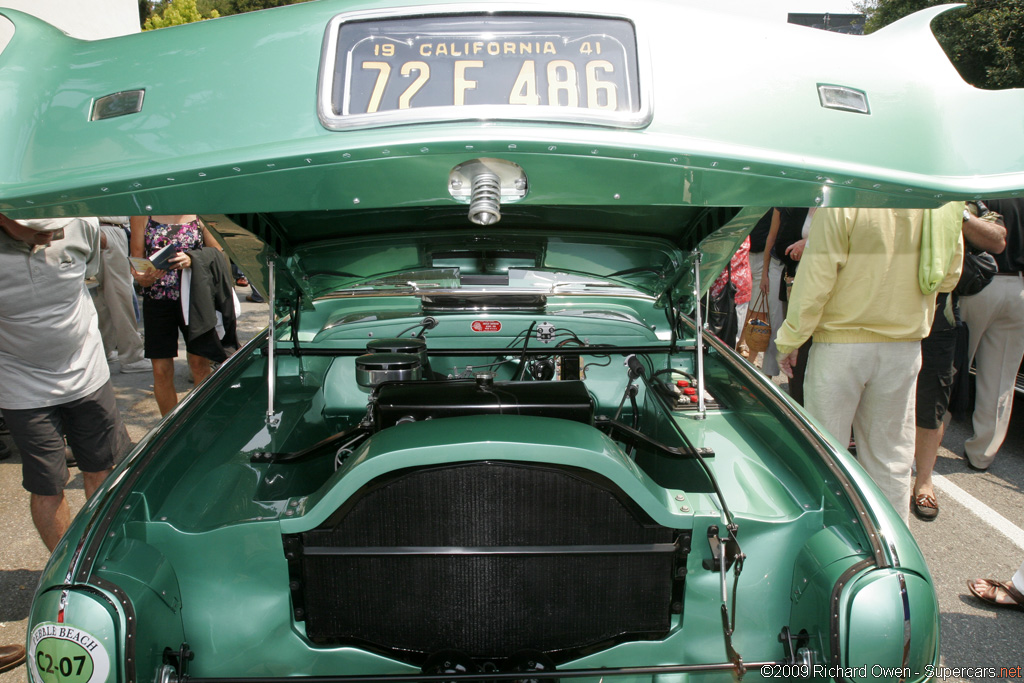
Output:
[
  {"xmin": 1, "ymin": 199, "xmax": 1023, "ymax": 672},
  {"xmin": 709, "ymin": 198, "xmax": 1024, "ymax": 613}
]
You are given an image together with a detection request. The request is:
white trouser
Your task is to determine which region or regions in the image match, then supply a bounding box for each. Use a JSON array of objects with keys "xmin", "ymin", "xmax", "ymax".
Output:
[
  {"xmin": 741, "ymin": 251, "xmax": 764, "ymax": 350},
  {"xmin": 958, "ymin": 274, "xmax": 1024, "ymax": 469},
  {"xmin": 734, "ymin": 301, "xmax": 749, "ymax": 345},
  {"xmin": 804, "ymin": 341, "xmax": 922, "ymax": 526},
  {"xmin": 94, "ymin": 223, "xmax": 144, "ymax": 365},
  {"xmin": 748, "ymin": 250, "xmax": 765, "ymax": 295},
  {"xmin": 760, "ymin": 256, "xmax": 787, "ymax": 377}
]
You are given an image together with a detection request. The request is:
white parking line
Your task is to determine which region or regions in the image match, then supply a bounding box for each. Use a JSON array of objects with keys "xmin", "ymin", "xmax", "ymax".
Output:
[{"xmin": 933, "ymin": 472, "xmax": 1024, "ymax": 550}]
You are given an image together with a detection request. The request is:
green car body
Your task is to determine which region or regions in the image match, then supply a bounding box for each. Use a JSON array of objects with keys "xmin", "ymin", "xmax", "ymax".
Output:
[{"xmin": 3, "ymin": 1, "xmax": 1023, "ymax": 683}]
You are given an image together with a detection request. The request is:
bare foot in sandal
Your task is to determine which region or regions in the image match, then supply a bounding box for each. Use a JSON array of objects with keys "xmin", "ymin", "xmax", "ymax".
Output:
[{"xmin": 967, "ymin": 578, "xmax": 1024, "ymax": 610}]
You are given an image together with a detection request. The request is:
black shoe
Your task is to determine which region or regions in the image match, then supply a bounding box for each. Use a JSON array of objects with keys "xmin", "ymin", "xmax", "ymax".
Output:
[
  {"xmin": 65, "ymin": 444, "xmax": 77, "ymax": 468},
  {"xmin": 0, "ymin": 416, "xmax": 8, "ymax": 435},
  {"xmin": 963, "ymin": 450, "xmax": 988, "ymax": 472}
]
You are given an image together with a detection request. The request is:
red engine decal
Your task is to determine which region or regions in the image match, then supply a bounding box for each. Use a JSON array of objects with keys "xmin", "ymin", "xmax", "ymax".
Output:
[{"xmin": 471, "ymin": 320, "xmax": 502, "ymax": 332}]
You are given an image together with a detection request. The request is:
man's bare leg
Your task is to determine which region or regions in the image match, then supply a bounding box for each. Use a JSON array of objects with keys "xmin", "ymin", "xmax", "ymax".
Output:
[
  {"xmin": 30, "ymin": 493, "xmax": 70, "ymax": 552},
  {"xmin": 187, "ymin": 353, "xmax": 212, "ymax": 386},
  {"xmin": 83, "ymin": 468, "xmax": 113, "ymax": 499}
]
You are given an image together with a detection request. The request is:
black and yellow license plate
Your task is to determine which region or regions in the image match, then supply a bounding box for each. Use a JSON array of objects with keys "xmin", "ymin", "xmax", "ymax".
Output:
[{"xmin": 326, "ymin": 13, "xmax": 642, "ymax": 125}]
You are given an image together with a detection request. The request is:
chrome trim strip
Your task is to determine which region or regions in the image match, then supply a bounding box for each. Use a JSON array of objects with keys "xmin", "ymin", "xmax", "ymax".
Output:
[
  {"xmin": 304, "ymin": 543, "xmax": 678, "ymax": 556},
  {"xmin": 898, "ymin": 572, "xmax": 911, "ymax": 678},
  {"xmin": 830, "ymin": 558, "xmax": 874, "ymax": 678},
  {"xmin": 90, "ymin": 577, "xmax": 139, "ymax": 683},
  {"xmin": 185, "ymin": 660, "xmax": 786, "ymax": 683},
  {"xmin": 319, "ymin": 288, "xmax": 657, "ymax": 301}
]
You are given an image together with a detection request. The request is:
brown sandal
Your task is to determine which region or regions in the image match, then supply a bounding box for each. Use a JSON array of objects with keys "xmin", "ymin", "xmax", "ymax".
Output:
[
  {"xmin": 911, "ymin": 493, "xmax": 938, "ymax": 521},
  {"xmin": 967, "ymin": 578, "xmax": 1024, "ymax": 610}
]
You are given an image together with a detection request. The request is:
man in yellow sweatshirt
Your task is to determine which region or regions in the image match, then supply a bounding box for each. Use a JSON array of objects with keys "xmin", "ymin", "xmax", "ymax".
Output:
[{"xmin": 774, "ymin": 205, "xmax": 963, "ymax": 525}]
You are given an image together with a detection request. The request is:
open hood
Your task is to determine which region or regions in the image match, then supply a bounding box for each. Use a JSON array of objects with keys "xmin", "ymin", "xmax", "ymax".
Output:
[
  {"xmin": 198, "ymin": 205, "xmax": 764, "ymax": 312},
  {"xmin": 1, "ymin": 0, "xmax": 1022, "ymax": 307}
]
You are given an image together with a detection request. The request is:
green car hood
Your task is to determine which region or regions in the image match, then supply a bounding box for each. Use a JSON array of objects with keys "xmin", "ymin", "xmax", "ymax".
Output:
[{"xmin": 1, "ymin": 0, "xmax": 1022, "ymax": 304}]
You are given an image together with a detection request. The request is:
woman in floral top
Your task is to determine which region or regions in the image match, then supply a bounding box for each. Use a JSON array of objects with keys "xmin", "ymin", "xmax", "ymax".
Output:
[
  {"xmin": 709, "ymin": 236, "xmax": 752, "ymax": 348},
  {"xmin": 129, "ymin": 215, "xmax": 224, "ymax": 416}
]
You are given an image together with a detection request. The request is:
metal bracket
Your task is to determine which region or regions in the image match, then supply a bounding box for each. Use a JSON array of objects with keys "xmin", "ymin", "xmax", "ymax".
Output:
[
  {"xmin": 162, "ymin": 643, "xmax": 194, "ymax": 682},
  {"xmin": 702, "ymin": 525, "xmax": 741, "ymax": 572},
  {"xmin": 779, "ymin": 626, "xmax": 798, "ymax": 664},
  {"xmin": 778, "ymin": 627, "xmax": 815, "ymax": 672}
]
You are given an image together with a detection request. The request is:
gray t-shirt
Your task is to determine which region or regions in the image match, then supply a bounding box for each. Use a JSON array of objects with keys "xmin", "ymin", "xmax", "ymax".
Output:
[{"xmin": 0, "ymin": 217, "xmax": 110, "ymax": 409}]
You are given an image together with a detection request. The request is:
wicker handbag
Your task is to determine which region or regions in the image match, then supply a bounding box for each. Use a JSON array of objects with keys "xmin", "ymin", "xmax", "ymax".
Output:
[{"xmin": 742, "ymin": 291, "xmax": 772, "ymax": 354}]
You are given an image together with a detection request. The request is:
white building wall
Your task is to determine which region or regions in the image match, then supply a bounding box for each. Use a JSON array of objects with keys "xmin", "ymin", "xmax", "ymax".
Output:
[{"xmin": 0, "ymin": 0, "xmax": 138, "ymax": 52}]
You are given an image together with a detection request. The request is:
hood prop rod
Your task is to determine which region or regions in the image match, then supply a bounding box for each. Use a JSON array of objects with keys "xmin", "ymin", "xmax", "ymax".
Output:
[
  {"xmin": 266, "ymin": 258, "xmax": 281, "ymax": 429},
  {"xmin": 291, "ymin": 292, "xmax": 302, "ymax": 357},
  {"xmin": 691, "ymin": 251, "xmax": 707, "ymax": 419},
  {"xmin": 703, "ymin": 523, "xmax": 746, "ymax": 677}
]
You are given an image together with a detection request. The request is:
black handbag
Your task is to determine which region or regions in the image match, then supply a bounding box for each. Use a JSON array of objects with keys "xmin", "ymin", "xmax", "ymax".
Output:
[
  {"xmin": 954, "ymin": 249, "xmax": 998, "ymax": 296},
  {"xmin": 703, "ymin": 264, "xmax": 738, "ymax": 347}
]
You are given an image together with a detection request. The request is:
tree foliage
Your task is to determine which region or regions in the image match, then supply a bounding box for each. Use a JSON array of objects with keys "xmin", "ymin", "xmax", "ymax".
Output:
[
  {"xmin": 854, "ymin": 0, "xmax": 1023, "ymax": 89},
  {"xmin": 143, "ymin": 0, "xmax": 219, "ymax": 29},
  {"xmin": 198, "ymin": 0, "xmax": 235, "ymax": 17},
  {"xmin": 231, "ymin": 0, "xmax": 309, "ymax": 13},
  {"xmin": 139, "ymin": 0, "xmax": 309, "ymax": 27}
]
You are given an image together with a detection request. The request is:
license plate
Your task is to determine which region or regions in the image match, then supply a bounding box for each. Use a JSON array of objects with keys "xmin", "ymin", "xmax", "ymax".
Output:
[{"xmin": 321, "ymin": 12, "xmax": 645, "ymax": 129}]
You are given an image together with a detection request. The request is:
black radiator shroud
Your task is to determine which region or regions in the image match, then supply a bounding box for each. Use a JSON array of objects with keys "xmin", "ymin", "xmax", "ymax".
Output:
[{"xmin": 284, "ymin": 461, "xmax": 689, "ymax": 665}]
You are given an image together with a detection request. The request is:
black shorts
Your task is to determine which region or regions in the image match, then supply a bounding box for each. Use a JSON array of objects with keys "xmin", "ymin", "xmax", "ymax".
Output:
[
  {"xmin": 915, "ymin": 326, "xmax": 958, "ymax": 429},
  {"xmin": 4, "ymin": 381, "xmax": 131, "ymax": 496},
  {"xmin": 143, "ymin": 296, "xmax": 228, "ymax": 362}
]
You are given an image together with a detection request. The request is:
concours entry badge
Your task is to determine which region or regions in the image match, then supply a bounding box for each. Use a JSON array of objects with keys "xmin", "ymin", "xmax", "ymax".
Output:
[{"xmin": 30, "ymin": 623, "xmax": 111, "ymax": 683}]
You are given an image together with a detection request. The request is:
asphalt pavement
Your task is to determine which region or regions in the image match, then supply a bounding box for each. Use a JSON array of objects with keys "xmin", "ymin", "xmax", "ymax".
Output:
[
  {"xmin": 2, "ymin": 317, "xmax": 1022, "ymax": 683},
  {"xmin": 906, "ymin": 407, "xmax": 1024, "ymax": 680}
]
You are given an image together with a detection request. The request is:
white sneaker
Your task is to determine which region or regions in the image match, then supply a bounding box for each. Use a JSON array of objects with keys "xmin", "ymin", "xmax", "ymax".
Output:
[
  {"xmin": 107, "ymin": 351, "xmax": 118, "ymax": 363},
  {"xmin": 120, "ymin": 359, "xmax": 151, "ymax": 374}
]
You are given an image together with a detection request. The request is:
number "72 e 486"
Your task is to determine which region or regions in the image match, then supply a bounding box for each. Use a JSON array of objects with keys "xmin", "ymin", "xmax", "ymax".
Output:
[{"xmin": 358, "ymin": 58, "xmax": 621, "ymax": 112}]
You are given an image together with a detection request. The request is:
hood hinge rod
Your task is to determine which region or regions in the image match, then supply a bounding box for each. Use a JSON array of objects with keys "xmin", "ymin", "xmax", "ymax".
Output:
[
  {"xmin": 691, "ymin": 250, "xmax": 707, "ymax": 419},
  {"xmin": 266, "ymin": 258, "xmax": 281, "ymax": 429},
  {"xmin": 710, "ymin": 523, "xmax": 746, "ymax": 678}
]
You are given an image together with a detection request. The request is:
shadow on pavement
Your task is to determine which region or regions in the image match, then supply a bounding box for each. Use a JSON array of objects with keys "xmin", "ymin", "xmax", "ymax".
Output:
[{"xmin": 0, "ymin": 569, "xmax": 41, "ymax": 622}]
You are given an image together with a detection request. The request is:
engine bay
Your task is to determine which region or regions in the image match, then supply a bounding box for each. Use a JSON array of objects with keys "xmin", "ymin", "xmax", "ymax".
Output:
[{"xmin": 254, "ymin": 316, "xmax": 723, "ymax": 474}]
